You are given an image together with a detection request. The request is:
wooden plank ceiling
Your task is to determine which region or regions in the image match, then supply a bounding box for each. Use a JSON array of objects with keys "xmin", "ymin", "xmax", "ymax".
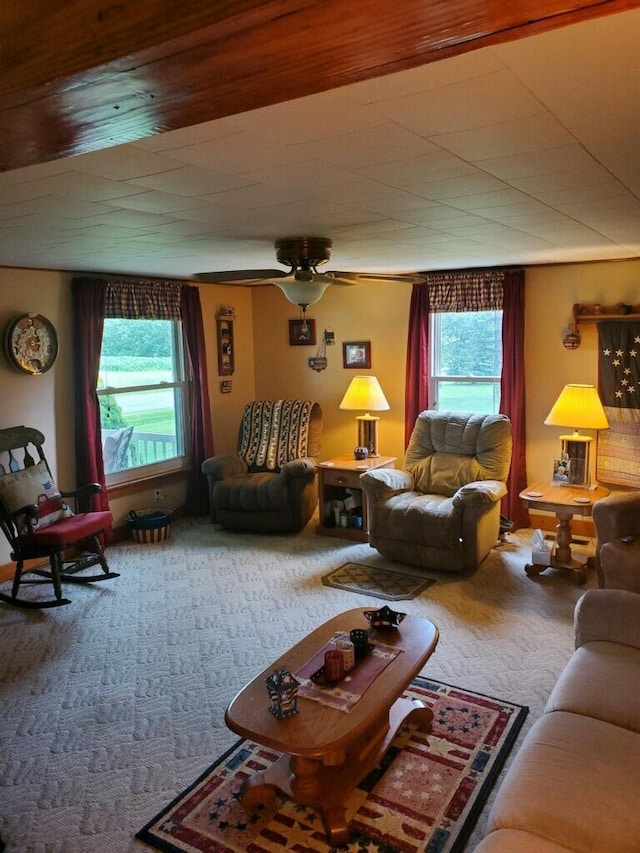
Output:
[{"xmin": 1, "ymin": 0, "xmax": 637, "ymax": 172}]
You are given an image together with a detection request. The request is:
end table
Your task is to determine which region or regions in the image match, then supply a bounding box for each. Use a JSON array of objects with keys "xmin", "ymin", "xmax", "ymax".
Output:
[
  {"xmin": 519, "ymin": 481, "xmax": 609, "ymax": 584},
  {"xmin": 316, "ymin": 453, "xmax": 396, "ymax": 542}
]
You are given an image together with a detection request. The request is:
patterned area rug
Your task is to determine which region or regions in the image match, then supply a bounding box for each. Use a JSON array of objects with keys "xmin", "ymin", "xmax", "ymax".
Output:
[
  {"xmin": 137, "ymin": 677, "xmax": 528, "ymax": 853},
  {"xmin": 322, "ymin": 562, "xmax": 435, "ymax": 600}
]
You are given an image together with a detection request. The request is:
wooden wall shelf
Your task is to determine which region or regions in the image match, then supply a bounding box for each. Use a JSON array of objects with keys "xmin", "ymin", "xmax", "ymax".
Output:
[
  {"xmin": 573, "ymin": 303, "xmax": 640, "ymax": 325},
  {"xmin": 216, "ymin": 318, "xmax": 234, "ymax": 376}
]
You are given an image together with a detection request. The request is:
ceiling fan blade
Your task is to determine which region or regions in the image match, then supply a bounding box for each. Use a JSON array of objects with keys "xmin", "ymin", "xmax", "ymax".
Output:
[
  {"xmin": 326, "ymin": 271, "xmax": 426, "ymax": 285},
  {"xmin": 195, "ymin": 269, "xmax": 288, "ymax": 283}
]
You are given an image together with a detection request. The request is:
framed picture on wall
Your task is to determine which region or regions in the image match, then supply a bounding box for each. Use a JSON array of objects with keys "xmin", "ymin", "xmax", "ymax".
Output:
[
  {"xmin": 343, "ymin": 341, "xmax": 371, "ymax": 369},
  {"xmin": 288, "ymin": 319, "xmax": 316, "ymax": 345}
]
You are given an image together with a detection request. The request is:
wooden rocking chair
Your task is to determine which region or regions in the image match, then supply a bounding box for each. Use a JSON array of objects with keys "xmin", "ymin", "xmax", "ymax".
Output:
[{"xmin": 0, "ymin": 426, "xmax": 119, "ymax": 609}]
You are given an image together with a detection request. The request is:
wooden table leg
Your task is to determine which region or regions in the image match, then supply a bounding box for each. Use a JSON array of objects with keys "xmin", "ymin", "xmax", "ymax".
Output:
[
  {"xmin": 554, "ymin": 510, "xmax": 573, "ymax": 564},
  {"xmin": 239, "ymin": 695, "xmax": 434, "ymax": 845}
]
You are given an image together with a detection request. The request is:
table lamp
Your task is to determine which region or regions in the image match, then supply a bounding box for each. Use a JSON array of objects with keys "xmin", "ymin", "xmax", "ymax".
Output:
[
  {"xmin": 339, "ymin": 375, "xmax": 389, "ymax": 457},
  {"xmin": 544, "ymin": 383, "xmax": 609, "ymax": 487}
]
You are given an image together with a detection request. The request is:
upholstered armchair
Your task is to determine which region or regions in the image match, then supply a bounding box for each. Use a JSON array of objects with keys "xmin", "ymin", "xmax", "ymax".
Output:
[
  {"xmin": 592, "ymin": 491, "xmax": 640, "ymax": 592},
  {"xmin": 201, "ymin": 400, "xmax": 322, "ymax": 532},
  {"xmin": 360, "ymin": 411, "xmax": 512, "ymax": 572}
]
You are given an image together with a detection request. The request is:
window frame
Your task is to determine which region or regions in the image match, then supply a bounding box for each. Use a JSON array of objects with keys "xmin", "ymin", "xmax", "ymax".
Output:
[{"xmin": 97, "ymin": 318, "xmax": 191, "ymax": 487}]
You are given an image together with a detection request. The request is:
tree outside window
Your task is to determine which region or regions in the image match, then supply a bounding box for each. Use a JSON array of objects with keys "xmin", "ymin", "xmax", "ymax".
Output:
[{"xmin": 430, "ymin": 311, "xmax": 503, "ymax": 414}]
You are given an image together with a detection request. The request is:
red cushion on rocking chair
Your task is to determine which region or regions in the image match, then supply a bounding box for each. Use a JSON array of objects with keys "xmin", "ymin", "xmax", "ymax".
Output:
[{"xmin": 18, "ymin": 511, "xmax": 113, "ymax": 548}]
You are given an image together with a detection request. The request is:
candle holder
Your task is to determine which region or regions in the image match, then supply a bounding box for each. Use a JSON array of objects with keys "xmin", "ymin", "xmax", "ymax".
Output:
[
  {"xmin": 265, "ymin": 668, "xmax": 300, "ymax": 719},
  {"xmin": 349, "ymin": 628, "xmax": 370, "ymax": 660},
  {"xmin": 364, "ymin": 605, "xmax": 406, "ymax": 630}
]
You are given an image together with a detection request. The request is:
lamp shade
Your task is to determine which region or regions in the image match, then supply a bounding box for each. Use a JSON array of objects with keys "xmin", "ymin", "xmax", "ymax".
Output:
[
  {"xmin": 275, "ymin": 278, "xmax": 331, "ymax": 309},
  {"xmin": 544, "ymin": 384, "xmax": 609, "ymax": 431},
  {"xmin": 339, "ymin": 376, "xmax": 390, "ymax": 412}
]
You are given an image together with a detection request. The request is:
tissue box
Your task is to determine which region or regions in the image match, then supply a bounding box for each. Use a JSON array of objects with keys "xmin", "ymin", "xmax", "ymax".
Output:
[{"xmin": 532, "ymin": 547, "xmax": 552, "ymax": 565}]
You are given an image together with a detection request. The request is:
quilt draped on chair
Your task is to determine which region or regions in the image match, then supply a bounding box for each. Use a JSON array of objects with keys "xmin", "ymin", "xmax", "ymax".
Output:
[{"xmin": 239, "ymin": 400, "xmax": 315, "ymax": 471}]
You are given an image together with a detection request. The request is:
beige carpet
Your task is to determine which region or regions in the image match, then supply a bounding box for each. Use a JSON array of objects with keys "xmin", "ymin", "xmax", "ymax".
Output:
[{"xmin": 0, "ymin": 518, "xmax": 597, "ymax": 852}]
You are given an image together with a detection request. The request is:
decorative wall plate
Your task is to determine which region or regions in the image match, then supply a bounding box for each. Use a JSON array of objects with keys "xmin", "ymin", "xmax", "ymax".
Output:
[{"xmin": 4, "ymin": 313, "xmax": 59, "ymax": 375}]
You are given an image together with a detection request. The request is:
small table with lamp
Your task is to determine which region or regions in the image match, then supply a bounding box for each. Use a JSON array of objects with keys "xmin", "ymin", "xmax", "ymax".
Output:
[
  {"xmin": 533, "ymin": 382, "xmax": 611, "ymax": 582},
  {"xmin": 519, "ymin": 481, "xmax": 609, "ymax": 584}
]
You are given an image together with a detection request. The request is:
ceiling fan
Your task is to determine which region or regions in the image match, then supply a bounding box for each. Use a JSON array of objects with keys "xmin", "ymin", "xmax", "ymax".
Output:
[{"xmin": 195, "ymin": 237, "xmax": 426, "ymax": 311}]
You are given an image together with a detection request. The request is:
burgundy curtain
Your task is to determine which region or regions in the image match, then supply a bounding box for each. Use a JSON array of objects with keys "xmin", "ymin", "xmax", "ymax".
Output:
[
  {"xmin": 404, "ymin": 283, "xmax": 431, "ymax": 445},
  {"xmin": 71, "ymin": 278, "xmax": 112, "ymax": 531},
  {"xmin": 180, "ymin": 285, "xmax": 214, "ymax": 515},
  {"xmin": 500, "ymin": 269, "xmax": 529, "ymax": 528}
]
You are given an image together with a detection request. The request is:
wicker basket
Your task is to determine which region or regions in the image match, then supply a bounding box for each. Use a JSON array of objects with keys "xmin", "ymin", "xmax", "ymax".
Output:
[{"xmin": 127, "ymin": 508, "xmax": 173, "ymax": 544}]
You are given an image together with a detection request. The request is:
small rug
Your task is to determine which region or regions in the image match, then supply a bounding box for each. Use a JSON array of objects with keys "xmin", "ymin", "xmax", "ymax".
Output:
[
  {"xmin": 322, "ymin": 562, "xmax": 435, "ymax": 600},
  {"xmin": 137, "ymin": 678, "xmax": 528, "ymax": 853}
]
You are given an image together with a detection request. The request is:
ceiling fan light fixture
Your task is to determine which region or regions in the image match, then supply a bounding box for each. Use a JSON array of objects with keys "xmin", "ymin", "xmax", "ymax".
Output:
[{"xmin": 275, "ymin": 279, "xmax": 331, "ymax": 310}]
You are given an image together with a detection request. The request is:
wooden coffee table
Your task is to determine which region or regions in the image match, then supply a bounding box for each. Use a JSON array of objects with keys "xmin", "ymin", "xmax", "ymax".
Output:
[{"xmin": 225, "ymin": 607, "xmax": 439, "ymax": 844}]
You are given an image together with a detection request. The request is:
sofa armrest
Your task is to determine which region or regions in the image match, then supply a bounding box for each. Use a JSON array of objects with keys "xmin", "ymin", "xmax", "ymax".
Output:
[
  {"xmin": 201, "ymin": 453, "xmax": 247, "ymax": 481},
  {"xmin": 593, "ymin": 492, "xmax": 640, "ymax": 546},
  {"xmin": 280, "ymin": 457, "xmax": 317, "ymax": 479},
  {"xmin": 452, "ymin": 479, "xmax": 507, "ymax": 509},
  {"xmin": 360, "ymin": 468, "xmax": 414, "ymax": 502},
  {"xmin": 575, "ymin": 589, "xmax": 640, "ymax": 650}
]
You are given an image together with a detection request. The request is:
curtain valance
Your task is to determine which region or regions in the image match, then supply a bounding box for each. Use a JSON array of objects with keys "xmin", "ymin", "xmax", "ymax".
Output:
[
  {"xmin": 104, "ymin": 279, "xmax": 182, "ymax": 320},
  {"xmin": 424, "ymin": 270, "xmax": 505, "ymax": 312}
]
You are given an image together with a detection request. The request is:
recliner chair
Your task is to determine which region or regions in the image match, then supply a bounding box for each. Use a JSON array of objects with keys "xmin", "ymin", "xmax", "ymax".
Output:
[
  {"xmin": 360, "ymin": 410, "xmax": 512, "ymax": 572},
  {"xmin": 201, "ymin": 400, "xmax": 322, "ymax": 532},
  {"xmin": 592, "ymin": 491, "xmax": 640, "ymax": 592}
]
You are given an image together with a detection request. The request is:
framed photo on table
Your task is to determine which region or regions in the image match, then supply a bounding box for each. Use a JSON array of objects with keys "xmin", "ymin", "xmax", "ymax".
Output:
[
  {"xmin": 343, "ymin": 341, "xmax": 371, "ymax": 369},
  {"xmin": 288, "ymin": 319, "xmax": 316, "ymax": 346}
]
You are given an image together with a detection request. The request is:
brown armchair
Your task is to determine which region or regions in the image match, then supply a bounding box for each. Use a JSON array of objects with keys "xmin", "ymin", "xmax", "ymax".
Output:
[
  {"xmin": 360, "ymin": 411, "xmax": 512, "ymax": 572},
  {"xmin": 592, "ymin": 492, "xmax": 640, "ymax": 591},
  {"xmin": 201, "ymin": 400, "xmax": 322, "ymax": 532}
]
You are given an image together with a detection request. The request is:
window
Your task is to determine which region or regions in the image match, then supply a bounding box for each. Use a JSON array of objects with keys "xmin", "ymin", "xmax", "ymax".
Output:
[
  {"xmin": 97, "ymin": 318, "xmax": 189, "ymax": 482},
  {"xmin": 430, "ymin": 310, "xmax": 503, "ymax": 414}
]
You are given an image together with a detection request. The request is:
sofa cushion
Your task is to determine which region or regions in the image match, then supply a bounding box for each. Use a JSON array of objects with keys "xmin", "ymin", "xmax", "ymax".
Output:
[
  {"xmin": 404, "ymin": 411, "xmax": 512, "ymax": 486},
  {"xmin": 486, "ymin": 711, "xmax": 640, "ymax": 853},
  {"xmin": 544, "ymin": 641, "xmax": 640, "ymax": 733},
  {"xmin": 409, "ymin": 452, "xmax": 483, "ymax": 497},
  {"xmin": 474, "ymin": 828, "xmax": 575, "ymax": 852},
  {"xmin": 212, "ymin": 472, "xmax": 291, "ymax": 512},
  {"xmin": 370, "ymin": 491, "xmax": 461, "ymax": 548}
]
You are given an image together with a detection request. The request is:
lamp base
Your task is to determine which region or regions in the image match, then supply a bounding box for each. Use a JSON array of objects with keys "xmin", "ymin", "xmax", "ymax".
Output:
[
  {"xmin": 557, "ymin": 434, "xmax": 592, "ymax": 488},
  {"xmin": 356, "ymin": 414, "xmax": 380, "ymax": 457}
]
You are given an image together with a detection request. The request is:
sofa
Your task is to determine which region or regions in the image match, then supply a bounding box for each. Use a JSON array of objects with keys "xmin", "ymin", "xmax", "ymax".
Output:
[
  {"xmin": 475, "ymin": 589, "xmax": 640, "ymax": 852},
  {"xmin": 360, "ymin": 411, "xmax": 512, "ymax": 572}
]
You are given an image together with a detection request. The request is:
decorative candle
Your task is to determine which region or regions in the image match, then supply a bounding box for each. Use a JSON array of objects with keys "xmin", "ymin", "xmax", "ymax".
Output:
[
  {"xmin": 324, "ymin": 649, "xmax": 345, "ymax": 682},
  {"xmin": 336, "ymin": 639, "xmax": 355, "ymax": 671},
  {"xmin": 350, "ymin": 628, "xmax": 370, "ymax": 660}
]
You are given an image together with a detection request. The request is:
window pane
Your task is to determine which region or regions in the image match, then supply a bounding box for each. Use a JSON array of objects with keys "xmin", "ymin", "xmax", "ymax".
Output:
[
  {"xmin": 99, "ymin": 319, "xmax": 176, "ymax": 388},
  {"xmin": 435, "ymin": 380, "xmax": 501, "ymax": 414},
  {"xmin": 438, "ymin": 311, "xmax": 502, "ymax": 376},
  {"xmin": 98, "ymin": 319, "xmax": 186, "ymax": 476},
  {"xmin": 430, "ymin": 310, "xmax": 503, "ymax": 415}
]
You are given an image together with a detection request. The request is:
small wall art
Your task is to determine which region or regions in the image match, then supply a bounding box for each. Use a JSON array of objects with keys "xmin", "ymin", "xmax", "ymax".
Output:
[
  {"xmin": 289, "ymin": 319, "xmax": 316, "ymax": 345},
  {"xmin": 343, "ymin": 341, "xmax": 371, "ymax": 369}
]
